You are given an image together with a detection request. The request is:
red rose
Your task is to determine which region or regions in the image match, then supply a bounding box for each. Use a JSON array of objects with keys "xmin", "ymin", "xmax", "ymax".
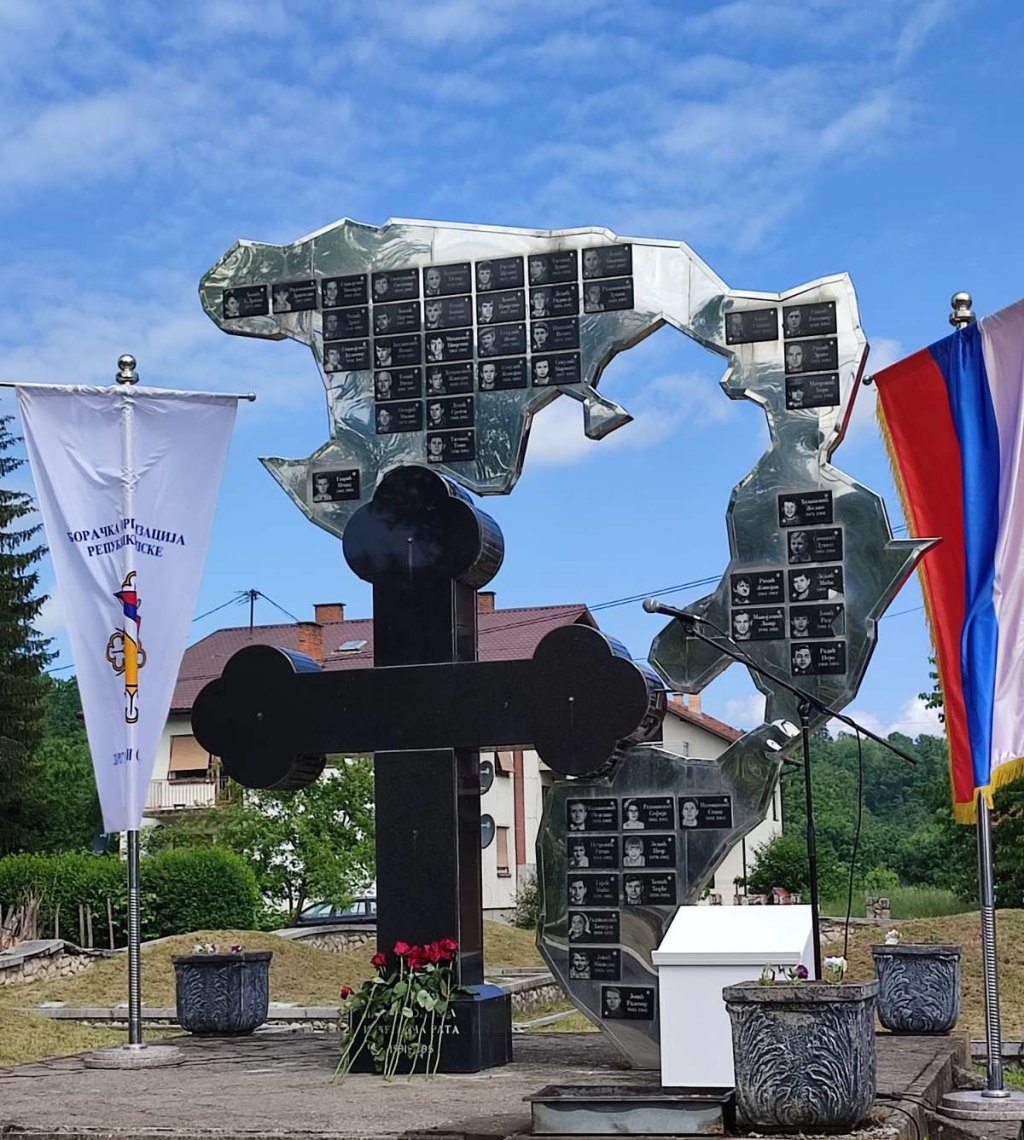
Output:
[
  {"xmin": 393, "ymin": 941, "xmax": 411, "ymax": 957},
  {"xmin": 439, "ymin": 938, "xmax": 458, "ymax": 954},
  {"xmin": 371, "ymin": 951, "xmax": 387, "ymax": 968},
  {"xmin": 423, "ymin": 942, "xmax": 442, "ymax": 963},
  {"xmin": 340, "ymin": 985, "xmax": 353, "ymax": 998}
]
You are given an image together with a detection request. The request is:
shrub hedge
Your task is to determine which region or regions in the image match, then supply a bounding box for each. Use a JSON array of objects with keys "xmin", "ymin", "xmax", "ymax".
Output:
[{"xmin": 0, "ymin": 852, "xmax": 126, "ymax": 943}]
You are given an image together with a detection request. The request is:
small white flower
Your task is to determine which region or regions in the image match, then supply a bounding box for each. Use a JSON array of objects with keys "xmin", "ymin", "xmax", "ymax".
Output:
[
  {"xmin": 823, "ymin": 955, "xmax": 848, "ymax": 983},
  {"xmin": 884, "ymin": 928, "xmax": 900, "ymax": 945}
]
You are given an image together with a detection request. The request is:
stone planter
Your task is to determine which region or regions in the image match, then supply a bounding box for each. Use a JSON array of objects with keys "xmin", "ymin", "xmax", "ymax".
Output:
[
  {"xmin": 723, "ymin": 980, "xmax": 878, "ymax": 1134},
  {"xmin": 871, "ymin": 944, "xmax": 961, "ymax": 1034},
  {"xmin": 172, "ymin": 951, "xmax": 271, "ymax": 1036}
]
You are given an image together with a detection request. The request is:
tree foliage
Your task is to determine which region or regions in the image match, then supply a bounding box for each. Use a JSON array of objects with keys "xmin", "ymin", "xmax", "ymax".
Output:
[{"xmin": 0, "ymin": 415, "xmax": 53, "ymax": 854}]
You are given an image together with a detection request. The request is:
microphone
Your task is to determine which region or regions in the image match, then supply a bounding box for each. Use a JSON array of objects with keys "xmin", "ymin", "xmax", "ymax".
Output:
[{"xmin": 642, "ymin": 598, "xmax": 698, "ymax": 626}]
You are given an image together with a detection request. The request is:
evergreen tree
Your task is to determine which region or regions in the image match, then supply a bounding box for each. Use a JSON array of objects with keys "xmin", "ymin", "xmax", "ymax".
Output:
[{"xmin": 0, "ymin": 414, "xmax": 53, "ymax": 853}]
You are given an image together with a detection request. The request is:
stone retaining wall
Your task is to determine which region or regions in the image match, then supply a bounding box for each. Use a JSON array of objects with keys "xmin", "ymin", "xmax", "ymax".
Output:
[
  {"xmin": 0, "ymin": 940, "xmax": 95, "ymax": 986},
  {"xmin": 274, "ymin": 926, "xmax": 374, "ymax": 952}
]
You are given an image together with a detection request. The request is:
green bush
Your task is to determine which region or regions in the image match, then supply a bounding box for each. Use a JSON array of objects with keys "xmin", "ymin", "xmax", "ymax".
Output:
[
  {"xmin": 0, "ymin": 853, "xmax": 126, "ymax": 943},
  {"xmin": 511, "ymin": 870, "xmax": 540, "ymax": 929},
  {"xmin": 141, "ymin": 846, "xmax": 260, "ymax": 939}
]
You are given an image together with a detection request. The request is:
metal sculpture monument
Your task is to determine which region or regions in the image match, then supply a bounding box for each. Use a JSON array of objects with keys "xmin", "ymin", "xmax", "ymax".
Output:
[{"xmin": 192, "ymin": 217, "xmax": 927, "ymax": 1070}]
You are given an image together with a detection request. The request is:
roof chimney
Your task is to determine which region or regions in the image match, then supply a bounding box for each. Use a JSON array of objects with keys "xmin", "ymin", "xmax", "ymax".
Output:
[
  {"xmin": 296, "ymin": 622, "xmax": 323, "ymax": 663},
  {"xmin": 477, "ymin": 591, "xmax": 495, "ymax": 613},
  {"xmin": 687, "ymin": 691, "xmax": 702, "ymax": 715},
  {"xmin": 315, "ymin": 603, "xmax": 346, "ymax": 623}
]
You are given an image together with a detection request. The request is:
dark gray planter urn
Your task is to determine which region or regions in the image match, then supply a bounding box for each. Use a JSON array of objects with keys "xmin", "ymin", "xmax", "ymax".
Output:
[
  {"xmin": 172, "ymin": 951, "xmax": 271, "ymax": 1036},
  {"xmin": 871, "ymin": 944, "xmax": 961, "ymax": 1034},
  {"xmin": 723, "ymin": 979, "xmax": 878, "ymax": 1134}
]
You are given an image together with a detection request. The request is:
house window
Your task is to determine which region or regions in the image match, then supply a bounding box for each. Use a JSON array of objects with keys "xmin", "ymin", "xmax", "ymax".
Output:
[
  {"xmin": 496, "ymin": 827, "xmax": 511, "ymax": 877},
  {"xmin": 495, "ymin": 751, "xmax": 514, "ymax": 776},
  {"xmin": 168, "ymin": 735, "xmax": 212, "ymax": 781},
  {"xmin": 771, "ymin": 788, "xmax": 779, "ymax": 822}
]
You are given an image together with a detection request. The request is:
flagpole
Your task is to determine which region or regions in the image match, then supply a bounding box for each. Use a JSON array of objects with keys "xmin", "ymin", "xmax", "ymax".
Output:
[{"xmin": 117, "ymin": 355, "xmax": 144, "ymax": 1051}]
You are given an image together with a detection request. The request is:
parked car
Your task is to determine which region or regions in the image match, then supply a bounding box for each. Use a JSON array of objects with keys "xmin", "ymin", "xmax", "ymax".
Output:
[{"xmin": 295, "ymin": 897, "xmax": 377, "ymax": 925}]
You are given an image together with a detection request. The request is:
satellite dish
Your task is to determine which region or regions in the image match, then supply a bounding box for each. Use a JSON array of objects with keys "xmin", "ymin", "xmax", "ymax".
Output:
[
  {"xmin": 479, "ymin": 759, "xmax": 494, "ymax": 794},
  {"xmin": 481, "ymin": 814, "xmax": 496, "ymax": 849}
]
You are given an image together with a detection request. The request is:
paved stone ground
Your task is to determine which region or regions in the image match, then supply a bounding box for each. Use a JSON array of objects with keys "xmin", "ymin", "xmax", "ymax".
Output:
[{"xmin": 0, "ymin": 1030, "xmax": 964, "ymax": 1140}]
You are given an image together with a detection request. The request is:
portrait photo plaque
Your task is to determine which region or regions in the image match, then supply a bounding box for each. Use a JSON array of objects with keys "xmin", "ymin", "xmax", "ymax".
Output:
[
  {"xmin": 532, "ymin": 317, "xmax": 579, "ymax": 353},
  {"xmin": 371, "ymin": 268, "xmax": 420, "ymax": 302},
  {"xmin": 532, "ymin": 353, "xmax": 582, "ymax": 387},
  {"xmin": 602, "ymin": 985, "xmax": 655, "ymax": 1021},
  {"xmin": 478, "ymin": 358, "xmax": 528, "ymax": 391},
  {"xmin": 784, "ymin": 337, "xmax": 839, "ymax": 374},
  {"xmin": 530, "ymin": 284, "xmax": 579, "ymax": 319},
  {"xmin": 223, "ymin": 285, "xmax": 269, "ymax": 319},
  {"xmin": 581, "ymin": 244, "xmax": 633, "ymax": 280},
  {"xmin": 584, "ymin": 278, "xmax": 635, "ymax": 314},
  {"xmin": 783, "ymin": 300, "xmax": 837, "ymax": 339},
  {"xmin": 731, "ymin": 570, "xmax": 784, "ymax": 607},
  {"xmin": 310, "ymin": 468, "xmax": 360, "ymax": 503},
  {"xmin": 787, "ymin": 527, "xmax": 844, "ymax": 565},
  {"xmin": 272, "ymin": 279, "xmax": 318, "ymax": 314},
  {"xmin": 567, "ymin": 798, "xmax": 619, "ymax": 832},
  {"xmin": 424, "ymin": 296, "xmax": 473, "ymax": 331},
  {"xmin": 567, "ymin": 874, "xmax": 619, "ymax": 906},
  {"xmin": 778, "ymin": 490, "xmax": 834, "ymax": 528},
  {"xmin": 322, "ymin": 274, "xmax": 368, "ymax": 309},
  {"xmin": 621, "ymin": 796, "xmax": 674, "ymax": 830},
  {"xmin": 423, "ymin": 262, "xmax": 472, "ymax": 297},
  {"xmin": 477, "ymin": 289, "xmax": 525, "ymax": 325},
  {"xmin": 568, "ymin": 948, "xmax": 621, "ymax": 980},
  {"xmin": 568, "ymin": 835, "xmax": 619, "ymax": 868},
  {"xmin": 476, "ymin": 257, "xmax": 524, "ymax": 292},
  {"xmin": 789, "ymin": 604, "xmax": 845, "ymax": 640},
  {"xmin": 426, "ymin": 396, "xmax": 474, "ymax": 430},
  {"xmin": 374, "ymin": 334, "xmax": 422, "ymax": 368},
  {"xmin": 529, "ymin": 250, "xmax": 578, "ymax": 285},
  {"xmin": 375, "ymin": 401, "xmax": 423, "ymax": 435},
  {"xmin": 325, "ymin": 340, "xmax": 370, "ymax": 373},
  {"xmin": 786, "ymin": 374, "xmax": 841, "ymax": 410},
  {"xmin": 788, "ymin": 565, "xmax": 844, "ymax": 602},
  {"xmin": 724, "ymin": 307, "xmax": 778, "ymax": 345},
  {"xmin": 568, "ymin": 910, "xmax": 620, "ymax": 944},
  {"xmin": 791, "ymin": 640, "xmax": 848, "ymax": 677},
  {"xmin": 373, "ymin": 301, "xmax": 421, "ymax": 335},
  {"xmin": 477, "ymin": 323, "xmax": 526, "ymax": 358},
  {"xmin": 730, "ymin": 607, "xmax": 785, "ymax": 642},
  {"xmin": 426, "ymin": 429, "xmax": 475, "ymax": 465},
  {"xmin": 375, "ymin": 368, "xmax": 422, "ymax": 401},
  {"xmin": 679, "ymin": 794, "xmax": 733, "ymax": 830},
  {"xmin": 622, "ymin": 873, "xmax": 677, "ymax": 907},
  {"xmin": 324, "ymin": 308, "xmax": 370, "ymax": 340},
  {"xmin": 621, "ymin": 833, "xmax": 676, "ymax": 868},
  {"xmin": 426, "ymin": 362, "xmax": 474, "ymax": 395},
  {"xmin": 425, "ymin": 329, "xmax": 474, "ymax": 363}
]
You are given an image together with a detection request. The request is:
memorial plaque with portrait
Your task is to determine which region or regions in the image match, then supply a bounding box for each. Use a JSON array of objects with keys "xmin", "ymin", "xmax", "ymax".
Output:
[
  {"xmin": 731, "ymin": 570, "xmax": 784, "ymax": 607},
  {"xmin": 620, "ymin": 834, "xmax": 676, "ymax": 869},
  {"xmin": 532, "ymin": 317, "xmax": 579, "ymax": 353},
  {"xmin": 787, "ymin": 527, "xmax": 843, "ymax": 565},
  {"xmin": 602, "ymin": 985, "xmax": 654, "ymax": 1020},
  {"xmin": 789, "ymin": 604, "xmax": 845, "ymax": 641},
  {"xmin": 375, "ymin": 401, "xmax": 423, "ymax": 435},
  {"xmin": 477, "ymin": 323, "xmax": 527, "ymax": 358},
  {"xmin": 583, "ymin": 278, "xmax": 634, "ymax": 314},
  {"xmin": 788, "ymin": 565, "xmax": 844, "ymax": 602},
  {"xmin": 621, "ymin": 796, "xmax": 673, "ymax": 830},
  {"xmin": 425, "ymin": 329, "xmax": 473, "ymax": 363},
  {"xmin": 622, "ymin": 872, "xmax": 677, "ymax": 907},
  {"xmin": 426, "ymin": 396, "xmax": 474, "ymax": 430},
  {"xmin": 477, "ymin": 358, "xmax": 528, "ymax": 391},
  {"xmin": 568, "ymin": 948, "xmax": 621, "ymax": 981},
  {"xmin": 567, "ymin": 836, "xmax": 619, "ymax": 869},
  {"xmin": 567, "ymin": 799, "xmax": 619, "ymax": 832},
  {"xmin": 784, "ymin": 337, "xmax": 839, "ymax": 374},
  {"xmin": 310, "ymin": 468, "xmax": 360, "ymax": 503},
  {"xmin": 423, "ymin": 262, "xmax": 472, "ymax": 297},
  {"xmin": 783, "ymin": 301, "xmax": 837, "ymax": 339},
  {"xmin": 426, "ymin": 362, "xmax": 474, "ymax": 395},
  {"xmin": 223, "ymin": 285, "xmax": 269, "ymax": 319},
  {"xmin": 373, "ymin": 301, "xmax": 421, "ymax": 336},
  {"xmin": 529, "ymin": 250, "xmax": 578, "ymax": 285},
  {"xmin": 272, "ymin": 279, "xmax": 318, "ymax": 314},
  {"xmin": 373, "ymin": 335, "xmax": 422, "ymax": 368},
  {"xmin": 582, "ymin": 244, "xmax": 633, "ymax": 281},
  {"xmin": 477, "ymin": 289, "xmax": 525, "ymax": 325},
  {"xmin": 375, "ymin": 368, "xmax": 422, "ymax": 402},
  {"xmin": 567, "ymin": 874, "xmax": 619, "ymax": 906},
  {"xmin": 730, "ymin": 607, "xmax": 785, "ymax": 642},
  {"xmin": 791, "ymin": 640, "xmax": 847, "ymax": 677},
  {"xmin": 532, "ymin": 353, "xmax": 581, "ymax": 387},
  {"xmin": 786, "ymin": 374, "xmax": 841, "ymax": 410},
  {"xmin": 476, "ymin": 257, "xmax": 524, "ymax": 292},
  {"xmin": 568, "ymin": 910, "xmax": 620, "ymax": 944},
  {"xmin": 322, "ymin": 274, "xmax": 368, "ymax": 309},
  {"xmin": 426, "ymin": 429, "xmax": 475, "ymax": 465},
  {"xmin": 324, "ymin": 307, "xmax": 370, "ymax": 341},
  {"xmin": 371, "ymin": 269, "xmax": 420, "ymax": 302},
  {"xmin": 423, "ymin": 295, "xmax": 473, "ymax": 331},
  {"xmin": 325, "ymin": 340, "xmax": 370, "ymax": 372},
  {"xmin": 679, "ymin": 795, "xmax": 733, "ymax": 830},
  {"xmin": 778, "ymin": 491, "xmax": 833, "ymax": 528},
  {"xmin": 724, "ymin": 307, "xmax": 778, "ymax": 345},
  {"xmin": 530, "ymin": 284, "xmax": 579, "ymax": 320}
]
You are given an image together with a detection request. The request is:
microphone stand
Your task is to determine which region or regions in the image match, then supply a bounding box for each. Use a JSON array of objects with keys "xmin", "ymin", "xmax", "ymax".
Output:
[{"xmin": 643, "ymin": 599, "xmax": 918, "ymax": 979}]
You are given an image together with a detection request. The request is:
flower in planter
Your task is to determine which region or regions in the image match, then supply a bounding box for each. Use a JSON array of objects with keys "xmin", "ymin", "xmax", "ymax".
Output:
[
  {"xmin": 884, "ymin": 928, "xmax": 901, "ymax": 945},
  {"xmin": 823, "ymin": 955, "xmax": 848, "ymax": 983},
  {"xmin": 190, "ymin": 942, "xmax": 243, "ymax": 955},
  {"xmin": 335, "ymin": 939, "xmax": 463, "ymax": 1082}
]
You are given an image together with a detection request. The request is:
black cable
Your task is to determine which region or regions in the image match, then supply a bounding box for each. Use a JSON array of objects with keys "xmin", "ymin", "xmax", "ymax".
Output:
[
  {"xmin": 843, "ymin": 729, "xmax": 866, "ymax": 959},
  {"xmin": 254, "ymin": 590, "xmax": 302, "ymax": 625},
  {"xmin": 874, "ymin": 1099, "xmax": 922, "ymax": 1140},
  {"xmin": 193, "ymin": 594, "xmax": 248, "ymax": 624}
]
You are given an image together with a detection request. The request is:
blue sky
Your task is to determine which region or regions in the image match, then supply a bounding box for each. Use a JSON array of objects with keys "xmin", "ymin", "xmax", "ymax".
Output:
[{"xmin": 2, "ymin": 0, "xmax": 1023, "ymax": 741}]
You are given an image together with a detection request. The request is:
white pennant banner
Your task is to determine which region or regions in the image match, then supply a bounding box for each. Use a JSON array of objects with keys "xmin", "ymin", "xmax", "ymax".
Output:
[{"xmin": 17, "ymin": 385, "xmax": 238, "ymax": 832}]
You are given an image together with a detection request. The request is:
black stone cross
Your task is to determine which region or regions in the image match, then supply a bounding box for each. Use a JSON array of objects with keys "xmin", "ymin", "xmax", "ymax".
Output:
[{"xmin": 192, "ymin": 465, "xmax": 663, "ymax": 1070}]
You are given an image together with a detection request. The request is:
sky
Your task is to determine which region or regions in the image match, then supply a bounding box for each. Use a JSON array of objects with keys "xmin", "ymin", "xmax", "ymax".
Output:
[{"xmin": 2, "ymin": 0, "xmax": 1023, "ymax": 744}]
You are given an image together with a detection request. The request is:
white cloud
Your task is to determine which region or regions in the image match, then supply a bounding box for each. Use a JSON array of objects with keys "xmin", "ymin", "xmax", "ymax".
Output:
[
  {"xmin": 723, "ymin": 693, "xmax": 766, "ymax": 730},
  {"xmin": 829, "ymin": 696, "xmax": 944, "ymax": 740},
  {"xmin": 839, "ymin": 337, "xmax": 903, "ymax": 448},
  {"xmin": 34, "ymin": 591, "xmax": 66, "ymax": 642}
]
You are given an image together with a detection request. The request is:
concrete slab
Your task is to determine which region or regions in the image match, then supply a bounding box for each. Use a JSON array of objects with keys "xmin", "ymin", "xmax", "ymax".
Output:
[{"xmin": 0, "ymin": 1030, "xmax": 964, "ymax": 1140}]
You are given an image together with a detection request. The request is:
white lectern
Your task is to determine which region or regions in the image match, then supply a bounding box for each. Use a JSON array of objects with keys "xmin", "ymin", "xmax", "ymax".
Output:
[{"xmin": 652, "ymin": 905, "xmax": 813, "ymax": 1089}]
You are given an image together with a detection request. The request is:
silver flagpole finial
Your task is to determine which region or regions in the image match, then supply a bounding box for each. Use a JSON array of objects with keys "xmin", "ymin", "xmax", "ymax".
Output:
[
  {"xmin": 950, "ymin": 292, "xmax": 976, "ymax": 329},
  {"xmin": 116, "ymin": 354, "xmax": 139, "ymax": 385}
]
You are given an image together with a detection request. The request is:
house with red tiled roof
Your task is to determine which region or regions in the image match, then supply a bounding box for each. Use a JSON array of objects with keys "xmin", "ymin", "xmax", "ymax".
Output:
[{"xmin": 153, "ymin": 593, "xmax": 770, "ymax": 913}]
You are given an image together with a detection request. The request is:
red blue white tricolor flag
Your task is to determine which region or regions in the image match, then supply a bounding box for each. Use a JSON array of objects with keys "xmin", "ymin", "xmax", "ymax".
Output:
[{"xmin": 875, "ymin": 298, "xmax": 1024, "ymax": 822}]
